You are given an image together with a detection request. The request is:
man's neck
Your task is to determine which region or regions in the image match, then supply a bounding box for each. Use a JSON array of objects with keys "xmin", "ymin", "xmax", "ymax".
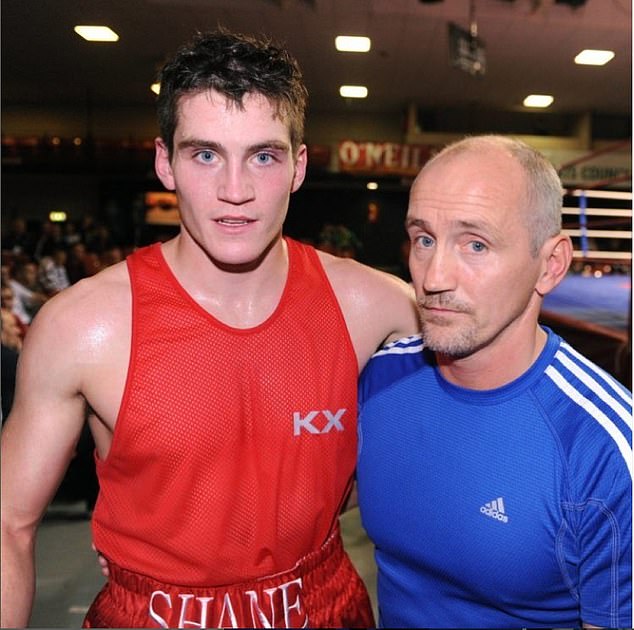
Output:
[
  {"xmin": 162, "ymin": 234, "xmax": 289, "ymax": 328},
  {"xmin": 436, "ymin": 323, "xmax": 548, "ymax": 391}
]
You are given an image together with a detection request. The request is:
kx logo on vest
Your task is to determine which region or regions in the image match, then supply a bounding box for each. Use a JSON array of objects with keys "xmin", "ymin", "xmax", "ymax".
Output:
[{"xmin": 293, "ymin": 409, "xmax": 346, "ymax": 436}]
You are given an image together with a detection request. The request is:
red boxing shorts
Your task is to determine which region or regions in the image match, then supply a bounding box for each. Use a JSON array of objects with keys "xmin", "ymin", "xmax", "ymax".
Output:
[{"xmin": 83, "ymin": 527, "xmax": 375, "ymax": 628}]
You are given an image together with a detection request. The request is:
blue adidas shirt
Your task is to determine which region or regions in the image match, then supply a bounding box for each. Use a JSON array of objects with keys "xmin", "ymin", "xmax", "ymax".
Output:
[{"xmin": 358, "ymin": 328, "xmax": 632, "ymax": 629}]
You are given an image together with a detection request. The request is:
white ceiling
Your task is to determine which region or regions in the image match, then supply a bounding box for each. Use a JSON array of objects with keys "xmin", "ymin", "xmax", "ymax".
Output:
[{"xmin": 1, "ymin": 0, "xmax": 631, "ymax": 118}]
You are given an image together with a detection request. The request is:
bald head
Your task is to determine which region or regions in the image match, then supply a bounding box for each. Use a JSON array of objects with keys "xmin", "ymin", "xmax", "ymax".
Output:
[{"xmin": 413, "ymin": 135, "xmax": 564, "ymax": 256}]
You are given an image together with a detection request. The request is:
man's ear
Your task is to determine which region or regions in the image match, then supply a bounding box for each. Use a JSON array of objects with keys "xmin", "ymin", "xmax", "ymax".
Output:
[
  {"xmin": 535, "ymin": 234, "xmax": 573, "ymax": 296},
  {"xmin": 291, "ymin": 144, "xmax": 308, "ymax": 193},
  {"xmin": 155, "ymin": 137, "xmax": 176, "ymax": 191}
]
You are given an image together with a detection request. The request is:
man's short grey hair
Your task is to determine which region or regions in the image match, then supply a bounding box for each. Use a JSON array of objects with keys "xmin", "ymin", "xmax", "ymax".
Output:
[{"xmin": 424, "ymin": 135, "xmax": 564, "ymax": 256}]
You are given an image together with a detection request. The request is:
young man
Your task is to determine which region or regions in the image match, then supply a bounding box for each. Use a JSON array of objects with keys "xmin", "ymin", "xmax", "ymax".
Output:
[
  {"xmin": 357, "ymin": 135, "xmax": 632, "ymax": 628},
  {"xmin": 1, "ymin": 30, "xmax": 418, "ymax": 628}
]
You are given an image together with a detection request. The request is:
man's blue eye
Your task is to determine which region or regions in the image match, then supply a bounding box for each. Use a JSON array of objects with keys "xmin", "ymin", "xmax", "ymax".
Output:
[
  {"xmin": 198, "ymin": 151, "xmax": 214, "ymax": 163},
  {"xmin": 471, "ymin": 241, "xmax": 486, "ymax": 252},
  {"xmin": 417, "ymin": 235, "xmax": 434, "ymax": 248},
  {"xmin": 256, "ymin": 153, "xmax": 273, "ymax": 164}
]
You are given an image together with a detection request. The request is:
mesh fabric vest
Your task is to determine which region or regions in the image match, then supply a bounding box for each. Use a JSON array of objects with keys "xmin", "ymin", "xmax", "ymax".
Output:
[{"xmin": 91, "ymin": 238, "xmax": 358, "ymax": 586}]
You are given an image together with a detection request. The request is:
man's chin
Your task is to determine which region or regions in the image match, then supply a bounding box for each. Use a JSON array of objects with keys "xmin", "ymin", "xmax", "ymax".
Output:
[
  {"xmin": 211, "ymin": 255, "xmax": 266, "ymax": 273},
  {"xmin": 422, "ymin": 328, "xmax": 476, "ymax": 359}
]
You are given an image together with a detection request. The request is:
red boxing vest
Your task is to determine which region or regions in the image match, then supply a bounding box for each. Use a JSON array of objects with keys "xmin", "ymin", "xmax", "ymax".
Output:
[{"xmin": 91, "ymin": 238, "xmax": 359, "ymax": 586}]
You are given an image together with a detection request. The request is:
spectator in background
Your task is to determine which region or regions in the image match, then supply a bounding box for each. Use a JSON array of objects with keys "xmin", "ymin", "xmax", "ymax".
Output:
[
  {"xmin": 317, "ymin": 223, "xmax": 362, "ymax": 259},
  {"xmin": 0, "ymin": 284, "xmax": 28, "ymax": 341},
  {"xmin": 65, "ymin": 241, "xmax": 88, "ymax": 284},
  {"xmin": 7, "ymin": 260, "xmax": 47, "ymax": 324},
  {"xmin": 100, "ymin": 245, "xmax": 124, "ymax": 268},
  {"xmin": 38, "ymin": 247, "xmax": 71, "ymax": 296},
  {"xmin": 78, "ymin": 214, "xmax": 93, "ymax": 237},
  {"xmin": 1, "ymin": 264, "xmax": 11, "ymax": 287},
  {"xmin": 62, "ymin": 221, "xmax": 83, "ymax": 249},
  {"xmin": 79, "ymin": 214, "xmax": 112, "ymax": 254},
  {"xmin": 1, "ymin": 307, "xmax": 22, "ymax": 422},
  {"xmin": 33, "ymin": 221, "xmax": 65, "ymax": 262},
  {"xmin": 86, "ymin": 224, "xmax": 115, "ymax": 255},
  {"xmin": 2, "ymin": 218, "xmax": 36, "ymax": 260},
  {"xmin": 81, "ymin": 251, "xmax": 103, "ymax": 277},
  {"xmin": 1, "ymin": 306, "xmax": 23, "ymax": 352}
]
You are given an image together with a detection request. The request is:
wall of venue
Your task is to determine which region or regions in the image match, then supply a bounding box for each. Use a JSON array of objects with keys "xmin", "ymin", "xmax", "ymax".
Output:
[{"xmin": 2, "ymin": 100, "xmax": 631, "ymax": 271}]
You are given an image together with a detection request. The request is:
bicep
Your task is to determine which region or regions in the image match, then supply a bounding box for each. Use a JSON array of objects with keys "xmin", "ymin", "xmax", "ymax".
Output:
[{"xmin": 1, "ymin": 312, "xmax": 87, "ymax": 528}]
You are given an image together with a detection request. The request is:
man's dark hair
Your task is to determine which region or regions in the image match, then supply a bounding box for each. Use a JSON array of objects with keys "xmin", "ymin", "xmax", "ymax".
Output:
[{"xmin": 157, "ymin": 28, "xmax": 308, "ymax": 157}]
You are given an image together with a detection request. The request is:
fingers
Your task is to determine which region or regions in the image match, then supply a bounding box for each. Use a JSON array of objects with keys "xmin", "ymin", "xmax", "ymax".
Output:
[{"xmin": 92, "ymin": 543, "xmax": 110, "ymax": 578}]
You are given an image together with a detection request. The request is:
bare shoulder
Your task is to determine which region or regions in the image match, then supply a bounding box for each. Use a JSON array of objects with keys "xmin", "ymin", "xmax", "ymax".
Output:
[
  {"xmin": 22, "ymin": 261, "xmax": 131, "ymax": 370},
  {"xmin": 318, "ymin": 249, "xmax": 415, "ymax": 310},
  {"xmin": 317, "ymin": 250, "xmax": 419, "ymax": 370}
]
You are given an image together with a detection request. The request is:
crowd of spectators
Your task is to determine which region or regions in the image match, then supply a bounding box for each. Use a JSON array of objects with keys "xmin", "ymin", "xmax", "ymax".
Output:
[{"xmin": 1, "ymin": 215, "xmax": 132, "ymax": 420}]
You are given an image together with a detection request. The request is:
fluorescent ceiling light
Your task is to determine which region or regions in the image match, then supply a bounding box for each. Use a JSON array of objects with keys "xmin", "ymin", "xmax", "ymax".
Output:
[
  {"xmin": 339, "ymin": 85, "xmax": 368, "ymax": 98},
  {"xmin": 150, "ymin": 82, "xmax": 161, "ymax": 95},
  {"xmin": 335, "ymin": 36, "xmax": 371, "ymax": 53},
  {"xmin": 49, "ymin": 211, "xmax": 68, "ymax": 222},
  {"xmin": 523, "ymin": 94, "xmax": 554, "ymax": 108},
  {"xmin": 574, "ymin": 49, "xmax": 615, "ymax": 66},
  {"xmin": 74, "ymin": 25, "xmax": 119, "ymax": 42}
]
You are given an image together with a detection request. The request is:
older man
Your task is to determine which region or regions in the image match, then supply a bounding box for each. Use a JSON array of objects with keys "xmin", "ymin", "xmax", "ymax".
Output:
[{"xmin": 358, "ymin": 135, "xmax": 632, "ymax": 628}]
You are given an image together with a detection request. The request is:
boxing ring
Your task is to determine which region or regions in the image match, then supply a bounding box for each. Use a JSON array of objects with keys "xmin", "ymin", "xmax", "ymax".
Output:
[{"xmin": 539, "ymin": 153, "xmax": 631, "ymax": 388}]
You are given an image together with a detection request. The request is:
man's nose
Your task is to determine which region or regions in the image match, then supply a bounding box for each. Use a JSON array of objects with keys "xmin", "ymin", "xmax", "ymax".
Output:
[
  {"xmin": 421, "ymin": 247, "xmax": 457, "ymax": 294},
  {"xmin": 217, "ymin": 162, "xmax": 255, "ymax": 204}
]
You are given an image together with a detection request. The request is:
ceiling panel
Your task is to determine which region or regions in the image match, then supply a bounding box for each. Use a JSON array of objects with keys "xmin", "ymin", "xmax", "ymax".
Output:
[{"xmin": 1, "ymin": 0, "xmax": 631, "ymax": 116}]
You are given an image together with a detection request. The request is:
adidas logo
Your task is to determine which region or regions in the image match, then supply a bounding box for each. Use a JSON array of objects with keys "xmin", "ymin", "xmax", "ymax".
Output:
[{"xmin": 480, "ymin": 497, "xmax": 509, "ymax": 523}]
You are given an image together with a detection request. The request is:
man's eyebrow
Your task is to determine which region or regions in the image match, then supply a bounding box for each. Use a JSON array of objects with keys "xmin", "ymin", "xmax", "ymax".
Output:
[
  {"xmin": 405, "ymin": 218, "xmax": 429, "ymax": 230},
  {"xmin": 405, "ymin": 217, "xmax": 498, "ymax": 235},
  {"xmin": 174, "ymin": 139, "xmax": 290, "ymax": 152},
  {"xmin": 249, "ymin": 140, "xmax": 291, "ymax": 152},
  {"xmin": 175, "ymin": 138, "xmax": 221, "ymax": 152}
]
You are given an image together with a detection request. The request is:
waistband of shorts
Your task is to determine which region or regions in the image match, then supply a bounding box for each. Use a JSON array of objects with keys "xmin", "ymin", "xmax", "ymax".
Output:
[{"xmin": 104, "ymin": 523, "xmax": 346, "ymax": 597}]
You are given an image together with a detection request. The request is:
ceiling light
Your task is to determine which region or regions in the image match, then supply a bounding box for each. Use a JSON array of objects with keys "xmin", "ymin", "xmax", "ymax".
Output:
[
  {"xmin": 150, "ymin": 82, "xmax": 161, "ymax": 95},
  {"xmin": 335, "ymin": 36, "xmax": 371, "ymax": 53},
  {"xmin": 339, "ymin": 85, "xmax": 368, "ymax": 99},
  {"xmin": 523, "ymin": 94, "xmax": 554, "ymax": 108},
  {"xmin": 49, "ymin": 211, "xmax": 68, "ymax": 222},
  {"xmin": 574, "ymin": 49, "xmax": 615, "ymax": 66},
  {"xmin": 367, "ymin": 182, "xmax": 379, "ymax": 190},
  {"xmin": 74, "ymin": 25, "xmax": 119, "ymax": 42}
]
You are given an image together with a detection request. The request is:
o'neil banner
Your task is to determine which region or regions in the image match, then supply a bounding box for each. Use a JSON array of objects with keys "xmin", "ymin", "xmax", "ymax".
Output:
[{"xmin": 338, "ymin": 140, "xmax": 433, "ymax": 176}]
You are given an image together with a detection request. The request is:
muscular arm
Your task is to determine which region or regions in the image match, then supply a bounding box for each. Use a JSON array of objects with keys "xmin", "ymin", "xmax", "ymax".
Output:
[
  {"xmin": 1, "ymin": 291, "xmax": 93, "ymax": 627},
  {"xmin": 321, "ymin": 253, "xmax": 420, "ymax": 372}
]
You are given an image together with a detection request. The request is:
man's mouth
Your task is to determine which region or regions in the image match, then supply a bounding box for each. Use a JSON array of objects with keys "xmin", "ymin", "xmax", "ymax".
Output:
[{"xmin": 216, "ymin": 218, "xmax": 254, "ymax": 226}]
